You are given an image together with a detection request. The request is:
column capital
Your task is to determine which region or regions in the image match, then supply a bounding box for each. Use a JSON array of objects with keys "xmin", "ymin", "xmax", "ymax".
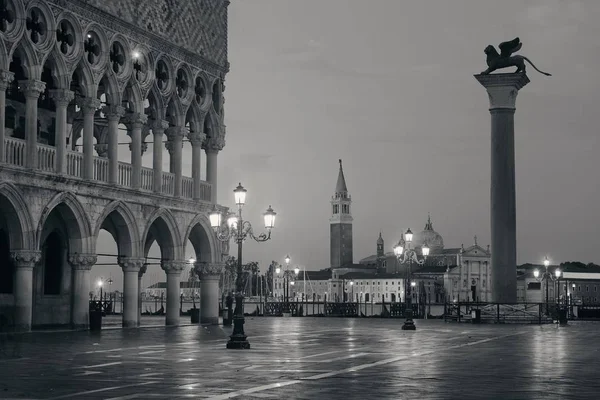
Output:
[
  {"xmin": 78, "ymin": 98, "xmax": 102, "ymax": 115},
  {"xmin": 49, "ymin": 89, "xmax": 74, "ymax": 107},
  {"xmin": 151, "ymin": 119, "xmax": 169, "ymax": 134},
  {"xmin": 194, "ymin": 262, "xmax": 224, "ymax": 280},
  {"xmin": 18, "ymin": 79, "xmax": 46, "ymax": 99},
  {"xmin": 139, "ymin": 263, "xmax": 148, "ymax": 278},
  {"xmin": 10, "ymin": 250, "xmax": 41, "ymax": 268},
  {"xmin": 474, "ymin": 73, "xmax": 530, "ymax": 110},
  {"xmin": 166, "ymin": 126, "xmax": 186, "ymax": 140},
  {"xmin": 94, "ymin": 143, "xmax": 108, "ymax": 157},
  {"xmin": 0, "ymin": 70, "xmax": 14, "ymax": 90},
  {"xmin": 161, "ymin": 260, "xmax": 188, "ymax": 274},
  {"xmin": 118, "ymin": 257, "xmax": 146, "ymax": 273},
  {"xmin": 202, "ymin": 135, "xmax": 225, "ymax": 153},
  {"xmin": 188, "ymin": 131, "xmax": 207, "ymax": 147},
  {"xmin": 68, "ymin": 253, "xmax": 97, "ymax": 270},
  {"xmin": 125, "ymin": 112, "xmax": 148, "ymax": 129},
  {"xmin": 103, "ymin": 105, "xmax": 126, "ymax": 121}
]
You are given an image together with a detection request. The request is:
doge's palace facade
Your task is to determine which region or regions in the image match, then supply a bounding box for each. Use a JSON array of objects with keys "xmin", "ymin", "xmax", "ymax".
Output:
[{"xmin": 0, "ymin": 0, "xmax": 230, "ymax": 330}]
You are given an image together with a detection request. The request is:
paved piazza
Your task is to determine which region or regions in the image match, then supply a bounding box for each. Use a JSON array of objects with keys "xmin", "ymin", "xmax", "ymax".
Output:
[{"xmin": 1, "ymin": 318, "xmax": 599, "ymax": 399}]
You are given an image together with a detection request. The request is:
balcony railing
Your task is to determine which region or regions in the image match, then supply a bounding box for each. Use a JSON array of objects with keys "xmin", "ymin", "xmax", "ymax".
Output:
[{"xmin": 3, "ymin": 137, "xmax": 211, "ymax": 201}]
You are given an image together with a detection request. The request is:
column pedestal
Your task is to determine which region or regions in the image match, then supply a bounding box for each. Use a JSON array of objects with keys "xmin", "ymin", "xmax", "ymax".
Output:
[
  {"xmin": 195, "ymin": 262, "xmax": 224, "ymax": 325},
  {"xmin": 475, "ymin": 72, "xmax": 529, "ymax": 304},
  {"xmin": 10, "ymin": 251, "xmax": 41, "ymax": 332},
  {"xmin": 68, "ymin": 254, "xmax": 97, "ymax": 330},
  {"xmin": 161, "ymin": 261, "xmax": 187, "ymax": 326},
  {"xmin": 119, "ymin": 257, "xmax": 145, "ymax": 328}
]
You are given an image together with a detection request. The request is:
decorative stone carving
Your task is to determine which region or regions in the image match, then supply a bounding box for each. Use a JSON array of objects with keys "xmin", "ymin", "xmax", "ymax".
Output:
[
  {"xmin": 18, "ymin": 80, "xmax": 46, "ymax": 99},
  {"xmin": 49, "ymin": 89, "xmax": 74, "ymax": 107},
  {"xmin": 194, "ymin": 262, "xmax": 224, "ymax": 280},
  {"xmin": 166, "ymin": 126, "xmax": 186, "ymax": 141},
  {"xmin": 103, "ymin": 105, "xmax": 126, "ymax": 120},
  {"xmin": 161, "ymin": 260, "xmax": 187, "ymax": 274},
  {"xmin": 78, "ymin": 98, "xmax": 102, "ymax": 114},
  {"xmin": 10, "ymin": 250, "xmax": 41, "ymax": 268},
  {"xmin": 94, "ymin": 143, "xmax": 108, "ymax": 157},
  {"xmin": 188, "ymin": 131, "xmax": 206, "ymax": 147},
  {"xmin": 202, "ymin": 135, "xmax": 225, "ymax": 153},
  {"xmin": 0, "ymin": 71, "xmax": 15, "ymax": 90},
  {"xmin": 68, "ymin": 253, "xmax": 97, "ymax": 270},
  {"xmin": 118, "ymin": 257, "xmax": 145, "ymax": 273},
  {"xmin": 474, "ymin": 73, "xmax": 530, "ymax": 110},
  {"xmin": 126, "ymin": 112, "xmax": 148, "ymax": 128},
  {"xmin": 150, "ymin": 119, "xmax": 170, "ymax": 134},
  {"xmin": 139, "ymin": 263, "xmax": 148, "ymax": 278}
]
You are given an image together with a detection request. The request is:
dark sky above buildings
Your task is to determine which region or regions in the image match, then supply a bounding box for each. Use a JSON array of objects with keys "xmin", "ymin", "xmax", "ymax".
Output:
[{"xmin": 97, "ymin": 0, "xmax": 600, "ymax": 287}]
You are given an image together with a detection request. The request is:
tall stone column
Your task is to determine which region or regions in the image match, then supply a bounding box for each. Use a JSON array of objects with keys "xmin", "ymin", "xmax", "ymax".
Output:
[
  {"xmin": 161, "ymin": 260, "xmax": 186, "ymax": 326},
  {"xmin": 104, "ymin": 105, "xmax": 125, "ymax": 184},
  {"xmin": 19, "ymin": 80, "xmax": 46, "ymax": 169},
  {"xmin": 195, "ymin": 262, "xmax": 224, "ymax": 325},
  {"xmin": 475, "ymin": 73, "xmax": 529, "ymax": 303},
  {"xmin": 49, "ymin": 89, "xmax": 74, "ymax": 174},
  {"xmin": 189, "ymin": 131, "xmax": 206, "ymax": 200},
  {"xmin": 128, "ymin": 113, "xmax": 147, "ymax": 190},
  {"xmin": 68, "ymin": 254, "xmax": 97, "ymax": 329},
  {"xmin": 0, "ymin": 71, "xmax": 14, "ymax": 163},
  {"xmin": 151, "ymin": 120, "xmax": 168, "ymax": 193},
  {"xmin": 166, "ymin": 127, "xmax": 184, "ymax": 197},
  {"xmin": 203, "ymin": 135, "xmax": 225, "ymax": 204},
  {"xmin": 79, "ymin": 98, "xmax": 101, "ymax": 180},
  {"xmin": 138, "ymin": 263, "xmax": 147, "ymax": 326},
  {"xmin": 118, "ymin": 257, "xmax": 145, "ymax": 328},
  {"xmin": 10, "ymin": 250, "xmax": 41, "ymax": 331}
]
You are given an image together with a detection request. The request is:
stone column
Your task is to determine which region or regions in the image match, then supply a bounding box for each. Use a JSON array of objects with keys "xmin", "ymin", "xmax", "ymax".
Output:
[
  {"xmin": 166, "ymin": 127, "xmax": 184, "ymax": 197},
  {"xmin": 161, "ymin": 260, "xmax": 186, "ymax": 326},
  {"xmin": 203, "ymin": 135, "xmax": 224, "ymax": 204},
  {"xmin": 138, "ymin": 263, "xmax": 147, "ymax": 326},
  {"xmin": 19, "ymin": 80, "xmax": 46, "ymax": 169},
  {"xmin": 0, "ymin": 71, "xmax": 14, "ymax": 163},
  {"xmin": 127, "ymin": 113, "xmax": 147, "ymax": 190},
  {"xmin": 189, "ymin": 131, "xmax": 206, "ymax": 200},
  {"xmin": 118, "ymin": 257, "xmax": 145, "ymax": 328},
  {"xmin": 68, "ymin": 254, "xmax": 97, "ymax": 329},
  {"xmin": 104, "ymin": 105, "xmax": 125, "ymax": 184},
  {"xmin": 10, "ymin": 250, "xmax": 41, "ymax": 331},
  {"xmin": 475, "ymin": 73, "xmax": 529, "ymax": 303},
  {"xmin": 49, "ymin": 89, "xmax": 74, "ymax": 174},
  {"xmin": 195, "ymin": 262, "xmax": 224, "ymax": 325},
  {"xmin": 79, "ymin": 98, "xmax": 101, "ymax": 180},
  {"xmin": 151, "ymin": 120, "xmax": 168, "ymax": 193}
]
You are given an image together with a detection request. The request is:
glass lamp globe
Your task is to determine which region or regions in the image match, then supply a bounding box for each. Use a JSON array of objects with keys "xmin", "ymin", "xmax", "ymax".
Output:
[
  {"xmin": 405, "ymin": 228, "xmax": 413, "ymax": 243},
  {"xmin": 533, "ymin": 269, "xmax": 540, "ymax": 279},
  {"xmin": 263, "ymin": 205, "xmax": 276, "ymax": 229},
  {"xmin": 275, "ymin": 266, "xmax": 281, "ymax": 274},
  {"xmin": 393, "ymin": 241, "xmax": 404, "ymax": 256},
  {"xmin": 285, "ymin": 255, "xmax": 291, "ymax": 265},
  {"xmin": 422, "ymin": 244, "xmax": 430, "ymax": 257},
  {"xmin": 555, "ymin": 269, "xmax": 561, "ymax": 279},
  {"xmin": 544, "ymin": 257, "xmax": 550, "ymax": 268},
  {"xmin": 411, "ymin": 281, "xmax": 416, "ymax": 287},
  {"xmin": 209, "ymin": 205, "xmax": 222, "ymax": 228},
  {"xmin": 227, "ymin": 213, "xmax": 238, "ymax": 229},
  {"xmin": 294, "ymin": 266, "xmax": 300, "ymax": 275},
  {"xmin": 234, "ymin": 183, "xmax": 247, "ymax": 206}
]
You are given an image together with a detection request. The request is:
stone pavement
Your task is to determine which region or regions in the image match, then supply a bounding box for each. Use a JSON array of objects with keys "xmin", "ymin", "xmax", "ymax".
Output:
[{"xmin": 0, "ymin": 318, "xmax": 599, "ymax": 399}]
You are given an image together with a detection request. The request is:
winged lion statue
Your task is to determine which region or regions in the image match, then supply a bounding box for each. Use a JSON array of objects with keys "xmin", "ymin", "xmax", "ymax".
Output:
[{"xmin": 481, "ymin": 37, "xmax": 551, "ymax": 76}]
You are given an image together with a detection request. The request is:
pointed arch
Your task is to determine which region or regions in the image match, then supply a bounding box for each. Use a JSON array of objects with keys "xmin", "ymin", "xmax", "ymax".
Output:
[
  {"xmin": 36, "ymin": 192, "xmax": 92, "ymax": 254},
  {"xmin": 203, "ymin": 109, "xmax": 218, "ymax": 136},
  {"xmin": 0, "ymin": 183, "xmax": 35, "ymax": 250},
  {"xmin": 72, "ymin": 60, "xmax": 97, "ymax": 98},
  {"xmin": 166, "ymin": 95, "xmax": 185, "ymax": 126},
  {"xmin": 9, "ymin": 40, "xmax": 41, "ymax": 79},
  {"xmin": 145, "ymin": 85, "xmax": 165, "ymax": 121},
  {"xmin": 124, "ymin": 80, "xmax": 144, "ymax": 114},
  {"xmin": 185, "ymin": 102, "xmax": 205, "ymax": 134},
  {"xmin": 183, "ymin": 213, "xmax": 219, "ymax": 263},
  {"xmin": 93, "ymin": 201, "xmax": 141, "ymax": 258},
  {"xmin": 99, "ymin": 71, "xmax": 121, "ymax": 107},
  {"xmin": 40, "ymin": 50, "xmax": 70, "ymax": 89},
  {"xmin": 141, "ymin": 208, "xmax": 182, "ymax": 260},
  {"xmin": 0, "ymin": 40, "xmax": 8, "ymax": 70}
]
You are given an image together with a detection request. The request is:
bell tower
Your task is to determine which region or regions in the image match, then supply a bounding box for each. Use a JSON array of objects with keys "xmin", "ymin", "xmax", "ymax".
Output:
[{"xmin": 330, "ymin": 159, "xmax": 353, "ymax": 269}]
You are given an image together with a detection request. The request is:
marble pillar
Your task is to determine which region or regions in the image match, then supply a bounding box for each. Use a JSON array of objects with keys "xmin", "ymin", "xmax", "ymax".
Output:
[
  {"xmin": 166, "ymin": 127, "xmax": 184, "ymax": 197},
  {"xmin": 68, "ymin": 254, "xmax": 97, "ymax": 329},
  {"xmin": 104, "ymin": 105, "xmax": 125, "ymax": 185},
  {"xmin": 196, "ymin": 262, "xmax": 224, "ymax": 325},
  {"xmin": 19, "ymin": 80, "xmax": 46, "ymax": 169},
  {"xmin": 118, "ymin": 257, "xmax": 145, "ymax": 328},
  {"xmin": 128, "ymin": 113, "xmax": 147, "ymax": 190},
  {"xmin": 161, "ymin": 260, "xmax": 186, "ymax": 326},
  {"xmin": 10, "ymin": 250, "xmax": 41, "ymax": 331},
  {"xmin": 0, "ymin": 71, "xmax": 14, "ymax": 163},
  {"xmin": 475, "ymin": 73, "xmax": 530, "ymax": 303},
  {"xmin": 138, "ymin": 263, "xmax": 147, "ymax": 327},
  {"xmin": 49, "ymin": 89, "xmax": 74, "ymax": 174},
  {"xmin": 79, "ymin": 98, "xmax": 101, "ymax": 180},
  {"xmin": 151, "ymin": 120, "xmax": 168, "ymax": 193},
  {"xmin": 189, "ymin": 131, "xmax": 206, "ymax": 200}
]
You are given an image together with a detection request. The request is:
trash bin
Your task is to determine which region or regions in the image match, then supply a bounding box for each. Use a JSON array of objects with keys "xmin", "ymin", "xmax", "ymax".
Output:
[
  {"xmin": 89, "ymin": 310, "xmax": 102, "ymax": 331},
  {"xmin": 471, "ymin": 309, "xmax": 481, "ymax": 323},
  {"xmin": 190, "ymin": 308, "xmax": 200, "ymax": 324}
]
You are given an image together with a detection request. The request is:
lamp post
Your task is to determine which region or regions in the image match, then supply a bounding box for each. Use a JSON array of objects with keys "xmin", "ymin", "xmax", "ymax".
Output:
[
  {"xmin": 393, "ymin": 228, "xmax": 429, "ymax": 331},
  {"xmin": 210, "ymin": 182, "xmax": 277, "ymax": 349},
  {"xmin": 97, "ymin": 278, "xmax": 104, "ymax": 301},
  {"xmin": 276, "ymin": 255, "xmax": 299, "ymax": 313},
  {"xmin": 533, "ymin": 256, "xmax": 557, "ymax": 314}
]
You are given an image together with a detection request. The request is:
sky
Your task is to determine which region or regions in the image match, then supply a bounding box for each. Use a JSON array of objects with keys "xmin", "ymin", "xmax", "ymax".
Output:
[{"xmin": 96, "ymin": 0, "xmax": 600, "ymax": 289}]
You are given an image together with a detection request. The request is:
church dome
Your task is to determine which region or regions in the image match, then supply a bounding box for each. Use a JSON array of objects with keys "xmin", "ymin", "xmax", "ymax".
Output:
[{"xmin": 413, "ymin": 215, "xmax": 444, "ymax": 252}]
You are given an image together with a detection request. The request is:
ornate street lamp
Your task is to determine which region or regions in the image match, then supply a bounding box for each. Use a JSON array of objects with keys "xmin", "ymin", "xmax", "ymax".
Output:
[
  {"xmin": 277, "ymin": 255, "xmax": 299, "ymax": 312},
  {"xmin": 393, "ymin": 228, "xmax": 429, "ymax": 331},
  {"xmin": 533, "ymin": 256, "xmax": 557, "ymax": 314},
  {"xmin": 210, "ymin": 182, "xmax": 276, "ymax": 349}
]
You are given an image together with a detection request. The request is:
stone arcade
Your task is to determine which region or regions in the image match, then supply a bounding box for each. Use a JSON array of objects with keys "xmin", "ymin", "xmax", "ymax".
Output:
[{"xmin": 0, "ymin": 0, "xmax": 230, "ymax": 330}]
